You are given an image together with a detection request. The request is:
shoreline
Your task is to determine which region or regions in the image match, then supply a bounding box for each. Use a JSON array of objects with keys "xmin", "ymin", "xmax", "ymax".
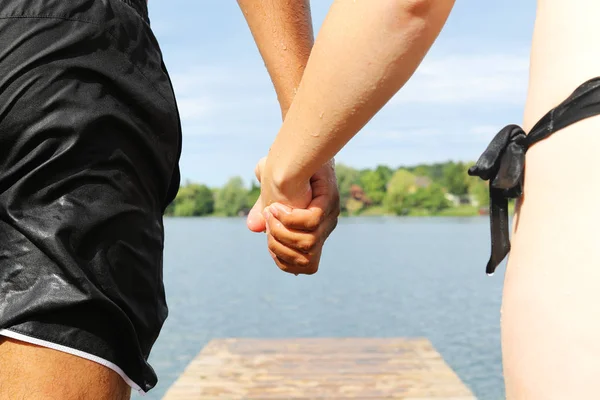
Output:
[{"xmin": 164, "ymin": 203, "xmax": 515, "ymax": 218}]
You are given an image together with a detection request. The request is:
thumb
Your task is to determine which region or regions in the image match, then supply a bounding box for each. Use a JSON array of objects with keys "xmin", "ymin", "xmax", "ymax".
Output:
[
  {"xmin": 254, "ymin": 156, "xmax": 267, "ymax": 183},
  {"xmin": 246, "ymin": 194, "xmax": 266, "ymax": 232}
]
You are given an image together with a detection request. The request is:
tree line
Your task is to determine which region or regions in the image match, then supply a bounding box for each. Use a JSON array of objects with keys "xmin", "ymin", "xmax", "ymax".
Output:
[{"xmin": 164, "ymin": 161, "xmax": 490, "ymax": 217}]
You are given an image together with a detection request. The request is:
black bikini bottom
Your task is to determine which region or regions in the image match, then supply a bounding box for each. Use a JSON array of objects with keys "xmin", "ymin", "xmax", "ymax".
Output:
[{"xmin": 469, "ymin": 77, "xmax": 600, "ymax": 275}]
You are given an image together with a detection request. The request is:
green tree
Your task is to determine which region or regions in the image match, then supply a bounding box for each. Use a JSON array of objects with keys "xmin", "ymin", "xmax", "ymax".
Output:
[
  {"xmin": 464, "ymin": 161, "xmax": 489, "ymax": 207},
  {"xmin": 164, "ymin": 199, "xmax": 176, "ymax": 216},
  {"xmin": 442, "ymin": 162, "xmax": 469, "ymax": 195},
  {"xmin": 375, "ymin": 165, "xmax": 393, "ymax": 183},
  {"xmin": 335, "ymin": 163, "xmax": 360, "ymax": 211},
  {"xmin": 404, "ymin": 183, "xmax": 450, "ymax": 213},
  {"xmin": 247, "ymin": 180, "xmax": 261, "ymax": 208},
  {"xmin": 214, "ymin": 177, "xmax": 248, "ymax": 216},
  {"xmin": 359, "ymin": 169, "xmax": 386, "ymax": 205},
  {"xmin": 174, "ymin": 199, "xmax": 197, "ymax": 217},
  {"xmin": 411, "ymin": 165, "xmax": 431, "ymax": 178},
  {"xmin": 384, "ymin": 169, "xmax": 416, "ymax": 215},
  {"xmin": 469, "ymin": 180, "xmax": 489, "ymax": 207},
  {"xmin": 466, "ymin": 181, "xmax": 488, "ymax": 208},
  {"xmin": 173, "ymin": 183, "xmax": 214, "ymax": 216}
]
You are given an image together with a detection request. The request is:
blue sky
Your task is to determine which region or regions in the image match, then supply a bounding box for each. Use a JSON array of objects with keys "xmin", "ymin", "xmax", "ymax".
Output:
[{"xmin": 148, "ymin": 1, "xmax": 536, "ymax": 187}]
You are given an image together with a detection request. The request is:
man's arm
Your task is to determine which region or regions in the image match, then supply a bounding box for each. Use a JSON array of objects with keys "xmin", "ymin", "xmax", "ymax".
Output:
[
  {"xmin": 261, "ymin": 0, "xmax": 455, "ymax": 207},
  {"xmin": 237, "ymin": 0, "xmax": 314, "ymax": 118}
]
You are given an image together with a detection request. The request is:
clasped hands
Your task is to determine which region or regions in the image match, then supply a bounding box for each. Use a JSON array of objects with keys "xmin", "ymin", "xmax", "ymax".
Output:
[{"xmin": 246, "ymin": 157, "xmax": 340, "ymax": 275}]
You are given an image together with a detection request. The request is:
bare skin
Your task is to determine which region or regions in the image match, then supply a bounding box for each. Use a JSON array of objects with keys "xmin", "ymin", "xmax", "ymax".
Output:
[
  {"xmin": 0, "ymin": 2, "xmax": 341, "ymax": 399},
  {"xmin": 237, "ymin": 0, "xmax": 314, "ymax": 119},
  {"xmin": 502, "ymin": 1, "xmax": 600, "ymax": 398},
  {"xmin": 246, "ymin": 0, "xmax": 454, "ymax": 275},
  {"xmin": 238, "ymin": 0, "xmax": 340, "ymax": 275},
  {"xmin": 0, "ymin": 338, "xmax": 131, "ymax": 400},
  {"xmin": 243, "ymin": 0, "xmax": 600, "ymax": 398},
  {"xmin": 258, "ymin": 0, "xmax": 455, "ymax": 203}
]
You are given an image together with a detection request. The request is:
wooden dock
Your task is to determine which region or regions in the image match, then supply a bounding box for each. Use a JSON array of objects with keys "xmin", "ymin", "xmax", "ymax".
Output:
[{"xmin": 162, "ymin": 338, "xmax": 476, "ymax": 399}]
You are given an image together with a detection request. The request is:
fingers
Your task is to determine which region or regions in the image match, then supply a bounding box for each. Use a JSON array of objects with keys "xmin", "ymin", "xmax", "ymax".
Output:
[
  {"xmin": 262, "ymin": 201, "xmax": 337, "ymax": 276},
  {"xmin": 257, "ymin": 158, "xmax": 338, "ymax": 276},
  {"xmin": 268, "ymin": 203, "xmax": 326, "ymax": 231},
  {"xmin": 266, "ymin": 210, "xmax": 321, "ymax": 254},
  {"xmin": 266, "ymin": 233, "xmax": 319, "ymax": 275},
  {"xmin": 264, "ymin": 209, "xmax": 321, "ymax": 275}
]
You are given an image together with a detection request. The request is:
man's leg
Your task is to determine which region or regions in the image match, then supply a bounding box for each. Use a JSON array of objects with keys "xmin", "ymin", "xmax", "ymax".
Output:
[{"xmin": 0, "ymin": 338, "xmax": 131, "ymax": 400}]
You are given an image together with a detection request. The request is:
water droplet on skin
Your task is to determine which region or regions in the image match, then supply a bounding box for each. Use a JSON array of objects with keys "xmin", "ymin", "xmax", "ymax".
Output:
[
  {"xmin": 319, "ymin": 112, "xmax": 324, "ymax": 119},
  {"xmin": 310, "ymin": 131, "xmax": 320, "ymax": 137}
]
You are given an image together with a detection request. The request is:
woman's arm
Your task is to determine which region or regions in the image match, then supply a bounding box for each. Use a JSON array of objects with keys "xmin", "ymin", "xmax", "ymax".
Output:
[{"xmin": 261, "ymin": 0, "xmax": 455, "ymax": 207}]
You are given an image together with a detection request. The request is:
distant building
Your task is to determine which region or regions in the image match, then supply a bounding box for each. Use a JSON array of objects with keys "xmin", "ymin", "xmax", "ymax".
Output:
[
  {"xmin": 349, "ymin": 184, "xmax": 373, "ymax": 206},
  {"xmin": 444, "ymin": 193, "xmax": 479, "ymax": 207},
  {"xmin": 414, "ymin": 176, "xmax": 432, "ymax": 188}
]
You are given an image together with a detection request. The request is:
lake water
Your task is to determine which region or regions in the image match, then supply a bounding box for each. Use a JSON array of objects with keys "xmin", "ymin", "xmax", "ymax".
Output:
[{"xmin": 144, "ymin": 217, "xmax": 506, "ymax": 400}]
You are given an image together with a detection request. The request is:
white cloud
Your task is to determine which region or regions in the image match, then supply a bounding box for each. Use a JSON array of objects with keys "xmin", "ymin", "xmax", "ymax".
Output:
[
  {"xmin": 169, "ymin": 65, "xmax": 278, "ymax": 136},
  {"xmin": 357, "ymin": 123, "xmax": 504, "ymax": 147},
  {"xmin": 176, "ymin": 97, "xmax": 216, "ymax": 120},
  {"xmin": 469, "ymin": 125, "xmax": 503, "ymax": 136},
  {"xmin": 362, "ymin": 128, "xmax": 441, "ymax": 143},
  {"xmin": 169, "ymin": 53, "xmax": 530, "ymax": 142},
  {"xmin": 170, "ymin": 67, "xmax": 240, "ymax": 96},
  {"xmin": 393, "ymin": 53, "xmax": 530, "ymax": 105}
]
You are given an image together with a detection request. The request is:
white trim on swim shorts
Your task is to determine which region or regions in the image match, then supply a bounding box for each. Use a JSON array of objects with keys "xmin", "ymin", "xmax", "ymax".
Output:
[{"xmin": 0, "ymin": 329, "xmax": 146, "ymax": 395}]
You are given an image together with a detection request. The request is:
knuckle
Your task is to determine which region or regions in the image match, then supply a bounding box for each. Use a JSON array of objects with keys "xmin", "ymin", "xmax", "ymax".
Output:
[
  {"xmin": 272, "ymin": 257, "xmax": 288, "ymax": 271},
  {"xmin": 317, "ymin": 209, "xmax": 326, "ymax": 223},
  {"xmin": 277, "ymin": 263, "xmax": 290, "ymax": 273},
  {"xmin": 333, "ymin": 202, "xmax": 341, "ymax": 217},
  {"xmin": 332, "ymin": 191, "xmax": 341, "ymax": 207},
  {"xmin": 331, "ymin": 217, "xmax": 339, "ymax": 232},
  {"xmin": 298, "ymin": 237, "xmax": 318, "ymax": 253},
  {"xmin": 303, "ymin": 265, "xmax": 319, "ymax": 275},
  {"xmin": 306, "ymin": 213, "xmax": 324, "ymax": 230},
  {"xmin": 296, "ymin": 256, "xmax": 311, "ymax": 268}
]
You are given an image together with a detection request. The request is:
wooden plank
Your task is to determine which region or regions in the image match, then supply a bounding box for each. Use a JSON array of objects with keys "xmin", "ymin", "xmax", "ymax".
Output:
[{"xmin": 163, "ymin": 338, "xmax": 476, "ymax": 400}]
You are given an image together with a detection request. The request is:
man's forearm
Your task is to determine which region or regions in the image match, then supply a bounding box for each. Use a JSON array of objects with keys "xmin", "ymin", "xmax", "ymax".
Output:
[
  {"xmin": 237, "ymin": 0, "xmax": 314, "ymax": 117},
  {"xmin": 266, "ymin": 0, "xmax": 455, "ymax": 190}
]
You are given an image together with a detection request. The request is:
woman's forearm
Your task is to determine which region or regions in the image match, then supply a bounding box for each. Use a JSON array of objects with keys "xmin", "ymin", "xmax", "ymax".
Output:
[{"xmin": 266, "ymin": 0, "xmax": 455, "ymax": 191}]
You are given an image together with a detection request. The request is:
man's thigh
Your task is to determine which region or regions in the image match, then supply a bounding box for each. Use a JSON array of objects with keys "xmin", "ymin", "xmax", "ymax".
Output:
[
  {"xmin": 0, "ymin": 338, "xmax": 131, "ymax": 400},
  {"xmin": 0, "ymin": 0, "xmax": 181, "ymax": 394}
]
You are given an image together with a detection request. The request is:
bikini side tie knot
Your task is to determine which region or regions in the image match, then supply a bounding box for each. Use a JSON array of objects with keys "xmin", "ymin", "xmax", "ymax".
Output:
[
  {"xmin": 468, "ymin": 125, "xmax": 528, "ymax": 275},
  {"xmin": 468, "ymin": 77, "xmax": 600, "ymax": 275}
]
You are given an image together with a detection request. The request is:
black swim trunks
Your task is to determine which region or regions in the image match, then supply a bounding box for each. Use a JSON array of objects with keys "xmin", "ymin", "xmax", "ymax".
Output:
[{"xmin": 0, "ymin": 0, "xmax": 181, "ymax": 394}]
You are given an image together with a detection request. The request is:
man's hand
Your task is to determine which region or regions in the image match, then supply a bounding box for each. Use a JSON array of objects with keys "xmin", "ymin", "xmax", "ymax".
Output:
[{"xmin": 247, "ymin": 159, "xmax": 340, "ymax": 275}]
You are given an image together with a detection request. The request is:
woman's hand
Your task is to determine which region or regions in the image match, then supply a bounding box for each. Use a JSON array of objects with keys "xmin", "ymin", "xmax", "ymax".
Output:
[{"xmin": 247, "ymin": 158, "xmax": 339, "ymax": 275}]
